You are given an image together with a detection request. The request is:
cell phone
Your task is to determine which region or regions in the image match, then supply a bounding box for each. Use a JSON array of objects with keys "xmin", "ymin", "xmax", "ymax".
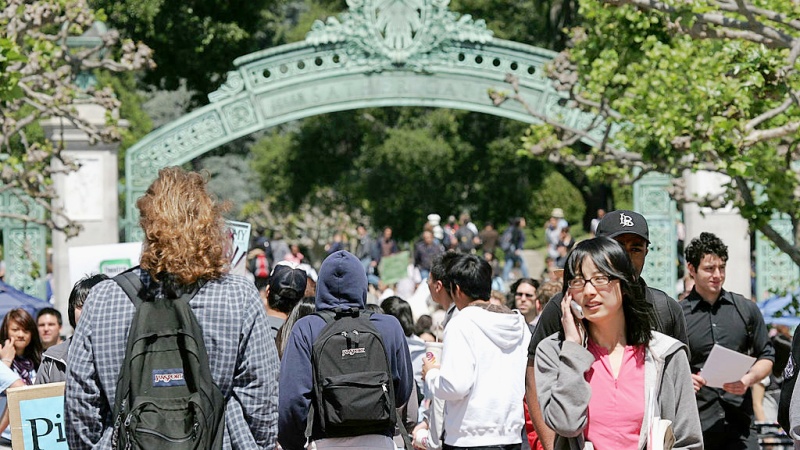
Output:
[{"xmin": 570, "ymin": 300, "xmax": 584, "ymax": 319}]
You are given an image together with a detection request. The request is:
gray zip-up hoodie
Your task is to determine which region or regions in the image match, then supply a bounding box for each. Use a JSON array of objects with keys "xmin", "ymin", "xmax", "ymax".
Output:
[
  {"xmin": 535, "ymin": 331, "xmax": 703, "ymax": 450},
  {"xmin": 35, "ymin": 337, "xmax": 70, "ymax": 384}
]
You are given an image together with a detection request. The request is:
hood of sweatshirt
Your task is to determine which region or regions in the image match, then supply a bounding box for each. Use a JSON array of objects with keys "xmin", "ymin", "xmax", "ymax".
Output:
[
  {"xmin": 648, "ymin": 330, "xmax": 688, "ymax": 362},
  {"xmin": 458, "ymin": 306, "xmax": 528, "ymax": 350},
  {"xmin": 315, "ymin": 250, "xmax": 367, "ymax": 311}
]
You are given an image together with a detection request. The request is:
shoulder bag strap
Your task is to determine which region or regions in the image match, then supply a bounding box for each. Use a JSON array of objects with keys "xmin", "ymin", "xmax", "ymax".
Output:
[{"xmin": 113, "ymin": 267, "xmax": 145, "ymax": 307}]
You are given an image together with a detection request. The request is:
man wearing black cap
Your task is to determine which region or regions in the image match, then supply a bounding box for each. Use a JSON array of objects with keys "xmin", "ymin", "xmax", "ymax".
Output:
[
  {"xmin": 266, "ymin": 262, "xmax": 308, "ymax": 341},
  {"xmin": 523, "ymin": 210, "xmax": 688, "ymax": 450}
]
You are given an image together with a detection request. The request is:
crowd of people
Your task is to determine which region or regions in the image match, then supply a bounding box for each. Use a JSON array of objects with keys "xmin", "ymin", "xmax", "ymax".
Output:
[
  {"xmin": 0, "ymin": 167, "xmax": 798, "ymax": 450},
  {"xmin": 248, "ymin": 207, "xmax": 589, "ymax": 299}
]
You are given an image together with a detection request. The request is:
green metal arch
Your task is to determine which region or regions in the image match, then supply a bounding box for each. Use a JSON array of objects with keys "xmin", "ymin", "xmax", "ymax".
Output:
[
  {"xmin": 120, "ymin": 1, "xmax": 696, "ymax": 300},
  {"xmin": 123, "ymin": 1, "xmax": 608, "ymax": 240}
]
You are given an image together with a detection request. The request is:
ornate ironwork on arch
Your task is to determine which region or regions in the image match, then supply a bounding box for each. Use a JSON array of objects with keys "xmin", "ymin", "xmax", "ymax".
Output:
[
  {"xmin": 121, "ymin": 0, "xmax": 695, "ymax": 297},
  {"xmin": 123, "ymin": 0, "xmax": 607, "ymax": 240},
  {"xmin": 0, "ymin": 191, "xmax": 47, "ymax": 299}
]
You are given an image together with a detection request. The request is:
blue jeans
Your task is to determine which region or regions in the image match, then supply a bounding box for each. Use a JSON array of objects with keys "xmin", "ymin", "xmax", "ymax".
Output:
[{"xmin": 503, "ymin": 253, "xmax": 529, "ymax": 281}]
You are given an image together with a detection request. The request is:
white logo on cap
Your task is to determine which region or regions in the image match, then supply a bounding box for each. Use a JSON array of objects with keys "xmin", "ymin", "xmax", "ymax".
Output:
[{"xmin": 620, "ymin": 213, "xmax": 634, "ymax": 227}]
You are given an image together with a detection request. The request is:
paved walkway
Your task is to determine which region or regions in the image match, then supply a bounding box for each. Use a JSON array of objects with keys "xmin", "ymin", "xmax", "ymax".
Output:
[{"xmin": 502, "ymin": 249, "xmax": 546, "ymax": 285}]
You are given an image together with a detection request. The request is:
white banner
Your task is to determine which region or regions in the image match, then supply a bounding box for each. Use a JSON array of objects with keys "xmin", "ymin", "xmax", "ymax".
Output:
[{"xmin": 68, "ymin": 242, "xmax": 142, "ymax": 287}]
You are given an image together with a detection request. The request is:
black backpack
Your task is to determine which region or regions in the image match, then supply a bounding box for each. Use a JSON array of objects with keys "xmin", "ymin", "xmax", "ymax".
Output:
[
  {"xmin": 308, "ymin": 307, "xmax": 408, "ymax": 444},
  {"xmin": 454, "ymin": 227, "xmax": 476, "ymax": 253},
  {"xmin": 110, "ymin": 270, "xmax": 226, "ymax": 450},
  {"xmin": 498, "ymin": 227, "xmax": 514, "ymax": 254}
]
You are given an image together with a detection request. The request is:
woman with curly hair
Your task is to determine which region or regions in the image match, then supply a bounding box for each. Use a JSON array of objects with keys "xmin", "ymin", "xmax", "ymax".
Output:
[{"xmin": 65, "ymin": 167, "xmax": 279, "ymax": 449}]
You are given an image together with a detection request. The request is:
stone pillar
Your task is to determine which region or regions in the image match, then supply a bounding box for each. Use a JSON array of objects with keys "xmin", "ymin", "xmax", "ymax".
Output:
[
  {"xmin": 43, "ymin": 103, "xmax": 121, "ymax": 329},
  {"xmin": 683, "ymin": 170, "xmax": 751, "ymax": 298}
]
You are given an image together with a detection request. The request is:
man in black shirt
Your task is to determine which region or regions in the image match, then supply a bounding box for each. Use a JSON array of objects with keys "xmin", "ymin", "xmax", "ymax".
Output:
[
  {"xmin": 681, "ymin": 232, "xmax": 774, "ymax": 450},
  {"xmin": 524, "ymin": 210, "xmax": 688, "ymax": 450}
]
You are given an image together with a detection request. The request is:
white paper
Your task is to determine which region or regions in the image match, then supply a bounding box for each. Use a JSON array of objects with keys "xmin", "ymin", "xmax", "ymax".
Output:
[{"xmin": 700, "ymin": 344, "xmax": 756, "ymax": 388}]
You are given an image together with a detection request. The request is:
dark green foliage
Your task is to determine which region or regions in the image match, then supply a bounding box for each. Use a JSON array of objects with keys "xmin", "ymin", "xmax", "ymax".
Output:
[{"xmin": 91, "ymin": 0, "xmax": 286, "ymax": 99}]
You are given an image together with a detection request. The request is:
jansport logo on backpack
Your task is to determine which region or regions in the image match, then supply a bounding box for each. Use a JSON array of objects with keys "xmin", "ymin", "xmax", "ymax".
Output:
[
  {"xmin": 310, "ymin": 308, "xmax": 396, "ymax": 438},
  {"xmin": 111, "ymin": 271, "xmax": 225, "ymax": 450}
]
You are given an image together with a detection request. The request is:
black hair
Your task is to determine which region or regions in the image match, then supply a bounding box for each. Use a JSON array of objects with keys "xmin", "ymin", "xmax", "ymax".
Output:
[
  {"xmin": 562, "ymin": 237, "xmax": 653, "ymax": 346},
  {"xmin": 381, "ymin": 296, "xmax": 415, "ymax": 337},
  {"xmin": 445, "ymin": 253, "xmax": 492, "ymax": 301},
  {"xmin": 267, "ymin": 274, "xmax": 305, "ymax": 315},
  {"xmin": 36, "ymin": 307, "xmax": 62, "ymax": 326},
  {"xmin": 268, "ymin": 293, "xmax": 302, "ymax": 315},
  {"xmin": 415, "ymin": 314, "xmax": 433, "ymax": 336},
  {"xmin": 430, "ymin": 251, "xmax": 459, "ymax": 286},
  {"xmin": 0, "ymin": 308, "xmax": 42, "ymax": 368},
  {"xmin": 276, "ymin": 297, "xmax": 316, "ymax": 359},
  {"xmin": 510, "ymin": 278, "xmax": 540, "ymax": 294},
  {"xmin": 68, "ymin": 274, "xmax": 109, "ymax": 328},
  {"xmin": 509, "ymin": 278, "xmax": 541, "ymax": 309},
  {"xmin": 684, "ymin": 232, "xmax": 728, "ymax": 268},
  {"xmin": 365, "ymin": 304, "xmax": 384, "ymax": 314}
]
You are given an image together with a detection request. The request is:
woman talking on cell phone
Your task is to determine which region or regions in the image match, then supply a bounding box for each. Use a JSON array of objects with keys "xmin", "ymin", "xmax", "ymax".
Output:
[{"xmin": 534, "ymin": 237, "xmax": 703, "ymax": 450}]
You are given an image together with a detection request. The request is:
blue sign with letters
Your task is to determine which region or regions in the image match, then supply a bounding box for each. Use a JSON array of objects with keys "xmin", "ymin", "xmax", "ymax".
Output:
[{"xmin": 18, "ymin": 395, "xmax": 67, "ymax": 450}]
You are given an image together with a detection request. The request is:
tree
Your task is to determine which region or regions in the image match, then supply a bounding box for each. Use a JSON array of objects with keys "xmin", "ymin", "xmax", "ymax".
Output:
[
  {"xmin": 91, "ymin": 0, "xmax": 286, "ymax": 98},
  {"xmin": 492, "ymin": 0, "xmax": 800, "ymax": 264},
  {"xmin": 249, "ymin": 107, "xmax": 556, "ymax": 241},
  {"xmin": 0, "ymin": 0, "xmax": 154, "ymax": 236},
  {"xmin": 240, "ymin": 187, "xmax": 370, "ymax": 264}
]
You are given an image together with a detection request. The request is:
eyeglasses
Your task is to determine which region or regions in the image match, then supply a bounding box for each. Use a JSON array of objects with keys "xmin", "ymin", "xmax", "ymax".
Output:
[
  {"xmin": 567, "ymin": 275, "xmax": 613, "ymax": 290},
  {"xmin": 515, "ymin": 292, "xmax": 535, "ymax": 298}
]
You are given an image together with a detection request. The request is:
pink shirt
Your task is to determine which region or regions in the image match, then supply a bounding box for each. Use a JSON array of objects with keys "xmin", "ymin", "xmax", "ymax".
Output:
[{"xmin": 584, "ymin": 340, "xmax": 645, "ymax": 450}]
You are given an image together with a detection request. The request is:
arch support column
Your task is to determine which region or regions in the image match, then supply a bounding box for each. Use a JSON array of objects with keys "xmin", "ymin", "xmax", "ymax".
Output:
[
  {"xmin": 43, "ymin": 103, "xmax": 122, "ymax": 315},
  {"xmin": 0, "ymin": 192, "xmax": 47, "ymax": 299},
  {"xmin": 634, "ymin": 173, "xmax": 678, "ymax": 297}
]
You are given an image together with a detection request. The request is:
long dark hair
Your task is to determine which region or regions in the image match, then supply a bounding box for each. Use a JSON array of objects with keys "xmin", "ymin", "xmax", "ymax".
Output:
[
  {"xmin": 562, "ymin": 237, "xmax": 653, "ymax": 346},
  {"xmin": 0, "ymin": 308, "xmax": 42, "ymax": 367},
  {"xmin": 381, "ymin": 296, "xmax": 415, "ymax": 337}
]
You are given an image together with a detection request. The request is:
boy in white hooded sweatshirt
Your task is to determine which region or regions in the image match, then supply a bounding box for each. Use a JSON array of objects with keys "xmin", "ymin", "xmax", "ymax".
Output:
[{"xmin": 423, "ymin": 253, "xmax": 531, "ymax": 450}]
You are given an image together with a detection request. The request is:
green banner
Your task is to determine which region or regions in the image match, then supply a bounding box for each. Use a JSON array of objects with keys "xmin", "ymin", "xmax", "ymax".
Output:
[{"xmin": 379, "ymin": 251, "xmax": 410, "ymax": 285}]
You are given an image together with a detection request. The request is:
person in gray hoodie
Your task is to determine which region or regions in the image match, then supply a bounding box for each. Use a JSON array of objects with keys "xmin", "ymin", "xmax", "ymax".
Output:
[
  {"xmin": 535, "ymin": 238, "xmax": 702, "ymax": 450},
  {"xmin": 36, "ymin": 273, "xmax": 108, "ymax": 384}
]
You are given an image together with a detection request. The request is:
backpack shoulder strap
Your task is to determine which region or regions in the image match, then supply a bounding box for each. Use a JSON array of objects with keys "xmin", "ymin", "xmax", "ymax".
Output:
[
  {"xmin": 113, "ymin": 267, "xmax": 145, "ymax": 307},
  {"xmin": 728, "ymin": 292, "xmax": 756, "ymax": 352}
]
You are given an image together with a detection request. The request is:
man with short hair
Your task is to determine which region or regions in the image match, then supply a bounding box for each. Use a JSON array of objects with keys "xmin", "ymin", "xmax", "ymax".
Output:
[
  {"xmin": 412, "ymin": 252, "xmax": 459, "ymax": 450},
  {"xmin": 278, "ymin": 251, "xmax": 413, "ymax": 450},
  {"xmin": 36, "ymin": 307, "xmax": 63, "ymax": 350},
  {"xmin": 682, "ymin": 232, "xmax": 774, "ymax": 450},
  {"xmin": 353, "ymin": 224, "xmax": 380, "ymax": 283},
  {"xmin": 265, "ymin": 262, "xmax": 307, "ymax": 340},
  {"xmin": 415, "ymin": 230, "xmax": 445, "ymax": 281},
  {"xmin": 502, "ymin": 217, "xmax": 530, "ymax": 281},
  {"xmin": 478, "ymin": 222, "xmax": 499, "ymax": 256},
  {"xmin": 379, "ymin": 227, "xmax": 400, "ymax": 258},
  {"xmin": 525, "ymin": 210, "xmax": 689, "ymax": 450},
  {"xmin": 423, "ymin": 253, "xmax": 530, "ymax": 449}
]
